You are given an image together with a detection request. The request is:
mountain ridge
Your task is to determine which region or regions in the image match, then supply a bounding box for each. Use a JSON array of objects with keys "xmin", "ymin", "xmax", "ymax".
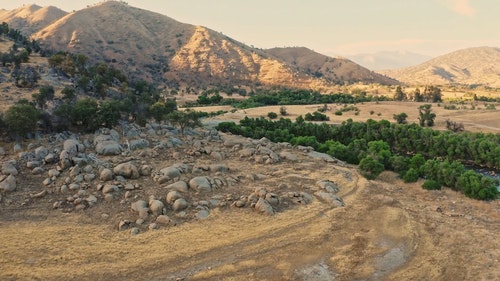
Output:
[
  {"xmin": 379, "ymin": 46, "xmax": 500, "ymax": 87},
  {"xmin": 3, "ymin": 1, "xmax": 398, "ymax": 90}
]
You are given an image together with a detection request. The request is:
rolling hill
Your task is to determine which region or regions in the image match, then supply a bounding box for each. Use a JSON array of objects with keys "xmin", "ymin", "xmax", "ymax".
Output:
[
  {"xmin": 0, "ymin": 4, "xmax": 67, "ymax": 35},
  {"xmin": 3, "ymin": 1, "xmax": 399, "ymax": 90},
  {"xmin": 265, "ymin": 47, "xmax": 399, "ymax": 85},
  {"xmin": 380, "ymin": 47, "xmax": 500, "ymax": 87}
]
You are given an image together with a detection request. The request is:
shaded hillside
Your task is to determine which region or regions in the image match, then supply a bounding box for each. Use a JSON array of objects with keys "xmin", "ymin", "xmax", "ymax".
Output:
[
  {"xmin": 347, "ymin": 51, "xmax": 431, "ymax": 70},
  {"xmin": 380, "ymin": 47, "xmax": 500, "ymax": 87},
  {"xmin": 0, "ymin": 4, "xmax": 67, "ymax": 35},
  {"xmin": 266, "ymin": 47, "xmax": 399, "ymax": 85}
]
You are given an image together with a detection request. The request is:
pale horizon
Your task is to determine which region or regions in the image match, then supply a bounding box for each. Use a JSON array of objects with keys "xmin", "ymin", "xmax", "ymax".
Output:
[{"xmin": 2, "ymin": 0, "xmax": 499, "ymax": 57}]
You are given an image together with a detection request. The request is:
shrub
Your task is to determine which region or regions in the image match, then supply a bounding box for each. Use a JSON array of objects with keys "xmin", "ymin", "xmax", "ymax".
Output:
[
  {"xmin": 403, "ymin": 168, "xmax": 419, "ymax": 183},
  {"xmin": 4, "ymin": 103, "xmax": 40, "ymax": 139},
  {"xmin": 267, "ymin": 112, "xmax": 278, "ymax": 119},
  {"xmin": 279, "ymin": 106, "xmax": 288, "ymax": 116},
  {"xmin": 334, "ymin": 110, "xmax": 342, "ymax": 116},
  {"xmin": 457, "ymin": 170, "xmax": 498, "ymax": 200},
  {"xmin": 422, "ymin": 180, "xmax": 441, "ymax": 190},
  {"xmin": 359, "ymin": 156, "xmax": 385, "ymax": 180}
]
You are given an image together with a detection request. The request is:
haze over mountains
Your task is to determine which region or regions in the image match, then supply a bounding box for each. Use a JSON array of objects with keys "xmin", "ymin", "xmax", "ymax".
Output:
[
  {"xmin": 1, "ymin": 1, "xmax": 498, "ymax": 89},
  {"xmin": 347, "ymin": 51, "xmax": 432, "ymax": 71}
]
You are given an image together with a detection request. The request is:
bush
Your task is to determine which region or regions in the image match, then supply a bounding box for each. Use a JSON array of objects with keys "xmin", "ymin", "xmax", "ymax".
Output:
[
  {"xmin": 267, "ymin": 112, "xmax": 278, "ymax": 119},
  {"xmin": 334, "ymin": 110, "xmax": 342, "ymax": 116},
  {"xmin": 422, "ymin": 180, "xmax": 441, "ymax": 190},
  {"xmin": 457, "ymin": 170, "xmax": 498, "ymax": 200},
  {"xmin": 4, "ymin": 103, "xmax": 39, "ymax": 139},
  {"xmin": 403, "ymin": 168, "xmax": 419, "ymax": 183},
  {"xmin": 359, "ymin": 156, "xmax": 385, "ymax": 180}
]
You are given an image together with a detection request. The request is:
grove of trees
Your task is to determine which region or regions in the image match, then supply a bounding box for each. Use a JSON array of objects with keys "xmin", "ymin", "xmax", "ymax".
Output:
[{"xmin": 217, "ymin": 117, "xmax": 499, "ymax": 200}]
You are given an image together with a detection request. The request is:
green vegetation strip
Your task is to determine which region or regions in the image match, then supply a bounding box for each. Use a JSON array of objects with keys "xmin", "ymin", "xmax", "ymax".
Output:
[{"xmin": 217, "ymin": 117, "xmax": 499, "ymax": 200}]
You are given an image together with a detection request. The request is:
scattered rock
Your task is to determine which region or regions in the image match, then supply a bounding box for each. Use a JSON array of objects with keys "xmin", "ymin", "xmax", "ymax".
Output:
[
  {"xmin": 254, "ymin": 198, "xmax": 275, "ymax": 216},
  {"xmin": 155, "ymin": 215, "xmax": 172, "ymax": 225},
  {"xmin": 165, "ymin": 181, "xmax": 189, "ymax": 193},
  {"xmin": 129, "ymin": 139, "xmax": 149, "ymax": 150},
  {"xmin": 172, "ymin": 198, "xmax": 188, "ymax": 212},
  {"xmin": 96, "ymin": 140, "xmax": 122, "ymax": 156},
  {"xmin": 314, "ymin": 192, "xmax": 345, "ymax": 207},
  {"xmin": 0, "ymin": 174, "xmax": 16, "ymax": 192},
  {"xmin": 113, "ymin": 162, "xmax": 139, "ymax": 179},
  {"xmin": 100, "ymin": 168, "xmax": 114, "ymax": 181},
  {"xmin": 189, "ymin": 176, "xmax": 212, "ymax": 193},
  {"xmin": 2, "ymin": 161, "xmax": 18, "ymax": 176}
]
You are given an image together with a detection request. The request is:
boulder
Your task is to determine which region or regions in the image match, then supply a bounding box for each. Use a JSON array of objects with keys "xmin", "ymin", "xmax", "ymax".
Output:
[
  {"xmin": 166, "ymin": 190, "xmax": 183, "ymax": 204},
  {"xmin": 279, "ymin": 151, "xmax": 298, "ymax": 162},
  {"xmin": 48, "ymin": 169, "xmax": 60, "ymax": 177},
  {"xmin": 95, "ymin": 140, "xmax": 122, "ymax": 156},
  {"xmin": 139, "ymin": 165, "xmax": 152, "ymax": 176},
  {"xmin": 100, "ymin": 168, "xmax": 114, "ymax": 181},
  {"xmin": 189, "ymin": 177, "xmax": 212, "ymax": 193},
  {"xmin": 254, "ymin": 198, "xmax": 275, "ymax": 216},
  {"xmin": 34, "ymin": 146, "xmax": 49, "ymax": 160},
  {"xmin": 64, "ymin": 139, "xmax": 84, "ymax": 156},
  {"xmin": 1, "ymin": 161, "xmax": 18, "ymax": 176},
  {"xmin": 209, "ymin": 164, "xmax": 229, "ymax": 173},
  {"xmin": 59, "ymin": 150, "xmax": 72, "ymax": 170},
  {"xmin": 159, "ymin": 166, "xmax": 181, "ymax": 182},
  {"xmin": 149, "ymin": 197, "xmax": 165, "ymax": 216},
  {"xmin": 26, "ymin": 161, "xmax": 41, "ymax": 169},
  {"xmin": 44, "ymin": 153, "xmax": 56, "ymax": 164},
  {"xmin": 314, "ymin": 192, "xmax": 345, "ymax": 207},
  {"xmin": 165, "ymin": 181, "xmax": 189, "ymax": 193},
  {"xmin": 102, "ymin": 184, "xmax": 119, "ymax": 194},
  {"xmin": 131, "ymin": 200, "xmax": 148, "ymax": 212},
  {"xmin": 155, "ymin": 215, "xmax": 172, "ymax": 225},
  {"xmin": 129, "ymin": 139, "xmax": 149, "ymax": 150},
  {"xmin": 317, "ymin": 180, "xmax": 339, "ymax": 193},
  {"xmin": 113, "ymin": 162, "xmax": 139, "ymax": 179},
  {"xmin": 0, "ymin": 174, "xmax": 16, "ymax": 192},
  {"xmin": 172, "ymin": 198, "xmax": 188, "ymax": 212},
  {"xmin": 0, "ymin": 146, "xmax": 5, "ymax": 156}
]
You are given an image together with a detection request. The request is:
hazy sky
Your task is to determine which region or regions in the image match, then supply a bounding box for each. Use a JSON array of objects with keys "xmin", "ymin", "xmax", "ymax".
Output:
[{"xmin": 3, "ymin": 0, "xmax": 499, "ymax": 56}]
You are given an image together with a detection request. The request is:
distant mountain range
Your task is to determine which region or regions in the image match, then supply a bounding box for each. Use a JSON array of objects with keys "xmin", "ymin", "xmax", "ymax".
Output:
[
  {"xmin": 347, "ymin": 51, "xmax": 432, "ymax": 71},
  {"xmin": 0, "ymin": 2, "xmax": 397, "ymax": 89},
  {"xmin": 1, "ymin": 2, "xmax": 498, "ymax": 89},
  {"xmin": 379, "ymin": 47, "xmax": 500, "ymax": 87}
]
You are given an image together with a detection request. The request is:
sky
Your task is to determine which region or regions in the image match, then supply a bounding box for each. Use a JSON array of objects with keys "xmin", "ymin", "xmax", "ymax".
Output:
[{"xmin": 2, "ymin": 0, "xmax": 499, "ymax": 57}]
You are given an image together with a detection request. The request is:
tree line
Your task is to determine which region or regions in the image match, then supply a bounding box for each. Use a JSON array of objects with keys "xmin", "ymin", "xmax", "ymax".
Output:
[{"xmin": 217, "ymin": 117, "xmax": 499, "ymax": 200}]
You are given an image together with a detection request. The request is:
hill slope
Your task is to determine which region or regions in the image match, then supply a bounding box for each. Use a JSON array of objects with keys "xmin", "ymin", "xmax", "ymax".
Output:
[
  {"xmin": 29, "ymin": 1, "xmax": 331, "ymax": 89},
  {"xmin": 380, "ymin": 47, "xmax": 500, "ymax": 87},
  {"xmin": 265, "ymin": 47, "xmax": 399, "ymax": 85},
  {"xmin": 0, "ymin": 4, "xmax": 67, "ymax": 35},
  {"xmin": 2, "ymin": 1, "xmax": 398, "ymax": 90}
]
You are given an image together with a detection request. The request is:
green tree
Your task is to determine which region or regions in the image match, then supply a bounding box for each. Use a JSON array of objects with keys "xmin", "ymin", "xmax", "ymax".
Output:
[
  {"xmin": 166, "ymin": 110, "xmax": 202, "ymax": 134},
  {"xmin": 359, "ymin": 156, "xmax": 385, "ymax": 180},
  {"xmin": 418, "ymin": 104, "xmax": 436, "ymax": 127},
  {"xmin": 150, "ymin": 100, "xmax": 176, "ymax": 123},
  {"xmin": 32, "ymin": 85, "xmax": 55, "ymax": 109},
  {"xmin": 394, "ymin": 86, "xmax": 406, "ymax": 101},
  {"xmin": 61, "ymin": 86, "xmax": 76, "ymax": 103},
  {"xmin": 98, "ymin": 100, "xmax": 121, "ymax": 128},
  {"xmin": 4, "ymin": 103, "xmax": 39, "ymax": 139},
  {"xmin": 393, "ymin": 112, "xmax": 408, "ymax": 124},
  {"xmin": 72, "ymin": 98, "xmax": 99, "ymax": 132},
  {"xmin": 413, "ymin": 88, "xmax": 423, "ymax": 102},
  {"xmin": 457, "ymin": 170, "xmax": 498, "ymax": 200},
  {"xmin": 267, "ymin": 112, "xmax": 278, "ymax": 119}
]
